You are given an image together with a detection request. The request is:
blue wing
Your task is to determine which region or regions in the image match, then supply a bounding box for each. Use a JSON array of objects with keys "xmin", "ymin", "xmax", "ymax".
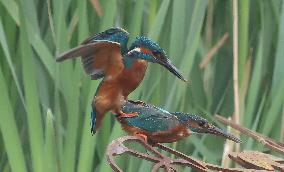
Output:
[
  {"xmin": 121, "ymin": 100, "xmax": 180, "ymax": 133},
  {"xmin": 81, "ymin": 27, "xmax": 128, "ymax": 45},
  {"xmin": 56, "ymin": 28, "xmax": 129, "ymax": 80},
  {"xmin": 56, "ymin": 41, "xmax": 123, "ymax": 80}
]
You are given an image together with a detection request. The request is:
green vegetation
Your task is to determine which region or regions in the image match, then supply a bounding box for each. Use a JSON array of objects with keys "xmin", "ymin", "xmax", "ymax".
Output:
[{"xmin": 0, "ymin": 0, "xmax": 284, "ymax": 171}]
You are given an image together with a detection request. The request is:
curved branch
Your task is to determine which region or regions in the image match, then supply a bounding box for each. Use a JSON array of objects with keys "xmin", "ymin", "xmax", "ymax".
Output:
[
  {"xmin": 106, "ymin": 136, "xmax": 273, "ymax": 172},
  {"xmin": 215, "ymin": 115, "xmax": 284, "ymax": 154}
]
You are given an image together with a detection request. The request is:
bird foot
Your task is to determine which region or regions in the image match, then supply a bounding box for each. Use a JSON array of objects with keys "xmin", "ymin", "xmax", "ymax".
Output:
[
  {"xmin": 117, "ymin": 112, "xmax": 139, "ymax": 118},
  {"xmin": 134, "ymin": 133, "xmax": 148, "ymax": 142}
]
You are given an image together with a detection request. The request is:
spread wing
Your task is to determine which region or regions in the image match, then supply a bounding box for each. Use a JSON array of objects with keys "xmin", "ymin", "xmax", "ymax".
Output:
[
  {"xmin": 81, "ymin": 27, "xmax": 128, "ymax": 45},
  {"xmin": 56, "ymin": 41, "xmax": 124, "ymax": 79}
]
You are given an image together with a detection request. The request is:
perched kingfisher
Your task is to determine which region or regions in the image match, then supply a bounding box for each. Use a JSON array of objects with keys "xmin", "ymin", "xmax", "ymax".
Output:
[
  {"xmin": 56, "ymin": 28, "xmax": 187, "ymax": 134},
  {"xmin": 118, "ymin": 100, "xmax": 242, "ymax": 144}
]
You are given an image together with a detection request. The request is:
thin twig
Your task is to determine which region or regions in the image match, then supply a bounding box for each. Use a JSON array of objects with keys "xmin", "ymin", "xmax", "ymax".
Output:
[
  {"xmin": 232, "ymin": 0, "xmax": 240, "ymax": 125},
  {"xmin": 199, "ymin": 33, "xmax": 229, "ymax": 69},
  {"xmin": 67, "ymin": 9, "xmax": 79, "ymax": 43},
  {"xmin": 205, "ymin": 0, "xmax": 214, "ymax": 48},
  {"xmin": 239, "ymin": 48, "xmax": 253, "ymax": 125},
  {"xmin": 46, "ymin": 0, "xmax": 56, "ymax": 43},
  {"xmin": 106, "ymin": 136, "xmax": 268, "ymax": 172},
  {"xmin": 91, "ymin": 0, "xmax": 103, "ymax": 17},
  {"xmin": 281, "ymin": 105, "xmax": 284, "ymax": 142},
  {"xmin": 222, "ymin": 117, "xmax": 235, "ymax": 168},
  {"xmin": 215, "ymin": 115, "xmax": 284, "ymax": 154},
  {"xmin": 106, "ymin": 136, "xmax": 209, "ymax": 172},
  {"xmin": 156, "ymin": 143, "xmax": 208, "ymax": 170},
  {"xmin": 232, "ymin": 0, "xmax": 241, "ymax": 155}
]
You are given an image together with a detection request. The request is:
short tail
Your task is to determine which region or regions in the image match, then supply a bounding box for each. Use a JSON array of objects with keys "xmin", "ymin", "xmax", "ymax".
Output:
[
  {"xmin": 90, "ymin": 105, "xmax": 105, "ymax": 135},
  {"xmin": 90, "ymin": 107, "xmax": 97, "ymax": 135}
]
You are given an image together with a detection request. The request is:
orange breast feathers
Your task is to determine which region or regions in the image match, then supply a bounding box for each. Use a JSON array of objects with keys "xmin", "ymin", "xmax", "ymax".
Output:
[
  {"xmin": 120, "ymin": 122, "xmax": 190, "ymax": 144},
  {"xmin": 95, "ymin": 80, "xmax": 124, "ymax": 114},
  {"xmin": 93, "ymin": 80, "xmax": 124, "ymax": 129},
  {"xmin": 119, "ymin": 59, "xmax": 148, "ymax": 97},
  {"xmin": 95, "ymin": 59, "xmax": 148, "ymax": 113},
  {"xmin": 93, "ymin": 59, "xmax": 148, "ymax": 129}
]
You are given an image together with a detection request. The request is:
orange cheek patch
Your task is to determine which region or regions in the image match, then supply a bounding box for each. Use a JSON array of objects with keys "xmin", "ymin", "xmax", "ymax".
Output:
[
  {"xmin": 187, "ymin": 121, "xmax": 201, "ymax": 129},
  {"xmin": 140, "ymin": 47, "xmax": 153, "ymax": 55}
]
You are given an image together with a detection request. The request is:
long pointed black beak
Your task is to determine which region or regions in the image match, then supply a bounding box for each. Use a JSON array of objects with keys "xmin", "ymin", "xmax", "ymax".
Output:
[
  {"xmin": 156, "ymin": 57, "xmax": 187, "ymax": 82},
  {"xmin": 206, "ymin": 124, "xmax": 242, "ymax": 143}
]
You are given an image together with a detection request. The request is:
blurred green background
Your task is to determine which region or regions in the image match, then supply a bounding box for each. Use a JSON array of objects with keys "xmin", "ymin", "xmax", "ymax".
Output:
[{"xmin": 1, "ymin": 0, "xmax": 284, "ymax": 171}]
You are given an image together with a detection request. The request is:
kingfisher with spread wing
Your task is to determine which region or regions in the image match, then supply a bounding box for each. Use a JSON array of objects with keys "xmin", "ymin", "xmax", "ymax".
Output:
[
  {"xmin": 56, "ymin": 28, "xmax": 186, "ymax": 134},
  {"xmin": 119, "ymin": 100, "xmax": 242, "ymax": 144}
]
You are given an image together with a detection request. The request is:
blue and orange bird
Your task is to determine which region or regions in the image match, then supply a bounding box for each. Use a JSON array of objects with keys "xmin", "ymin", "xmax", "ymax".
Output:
[
  {"xmin": 56, "ymin": 28, "xmax": 187, "ymax": 134},
  {"xmin": 118, "ymin": 100, "xmax": 242, "ymax": 144}
]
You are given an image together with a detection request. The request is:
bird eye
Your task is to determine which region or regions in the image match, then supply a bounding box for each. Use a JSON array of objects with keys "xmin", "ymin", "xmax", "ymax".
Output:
[
  {"xmin": 198, "ymin": 121, "xmax": 206, "ymax": 127},
  {"xmin": 152, "ymin": 51, "xmax": 159, "ymax": 56},
  {"xmin": 152, "ymin": 51, "xmax": 163, "ymax": 59}
]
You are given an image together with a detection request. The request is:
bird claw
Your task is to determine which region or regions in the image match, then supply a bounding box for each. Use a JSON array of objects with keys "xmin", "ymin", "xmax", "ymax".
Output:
[{"xmin": 134, "ymin": 133, "xmax": 148, "ymax": 142}]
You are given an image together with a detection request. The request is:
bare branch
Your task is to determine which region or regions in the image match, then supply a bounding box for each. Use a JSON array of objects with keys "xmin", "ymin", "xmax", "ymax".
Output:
[
  {"xmin": 199, "ymin": 33, "xmax": 229, "ymax": 69},
  {"xmin": 106, "ymin": 115, "xmax": 284, "ymax": 171},
  {"xmin": 106, "ymin": 135, "xmax": 275, "ymax": 172},
  {"xmin": 215, "ymin": 115, "xmax": 284, "ymax": 154},
  {"xmin": 232, "ymin": 0, "xmax": 240, "ymax": 126},
  {"xmin": 107, "ymin": 136, "xmax": 209, "ymax": 172},
  {"xmin": 91, "ymin": 0, "xmax": 103, "ymax": 17}
]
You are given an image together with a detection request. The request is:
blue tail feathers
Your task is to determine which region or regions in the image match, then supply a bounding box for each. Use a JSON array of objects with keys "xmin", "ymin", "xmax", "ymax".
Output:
[{"xmin": 90, "ymin": 107, "xmax": 96, "ymax": 135}]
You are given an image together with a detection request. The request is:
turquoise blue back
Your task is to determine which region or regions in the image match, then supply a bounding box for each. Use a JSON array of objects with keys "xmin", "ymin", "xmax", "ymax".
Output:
[{"xmin": 121, "ymin": 101, "xmax": 180, "ymax": 133}]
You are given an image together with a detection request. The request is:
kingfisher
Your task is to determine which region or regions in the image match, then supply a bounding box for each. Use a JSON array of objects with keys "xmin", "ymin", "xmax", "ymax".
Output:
[
  {"xmin": 118, "ymin": 100, "xmax": 242, "ymax": 144},
  {"xmin": 56, "ymin": 28, "xmax": 187, "ymax": 134}
]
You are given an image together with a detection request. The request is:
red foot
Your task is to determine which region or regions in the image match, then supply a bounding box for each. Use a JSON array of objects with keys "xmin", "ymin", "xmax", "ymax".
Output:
[
  {"xmin": 135, "ymin": 133, "xmax": 148, "ymax": 142},
  {"xmin": 117, "ymin": 112, "xmax": 138, "ymax": 118}
]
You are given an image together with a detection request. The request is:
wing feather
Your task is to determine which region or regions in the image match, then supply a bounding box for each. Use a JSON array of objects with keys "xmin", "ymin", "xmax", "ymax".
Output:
[
  {"xmin": 121, "ymin": 101, "xmax": 180, "ymax": 133},
  {"xmin": 56, "ymin": 41, "xmax": 124, "ymax": 80}
]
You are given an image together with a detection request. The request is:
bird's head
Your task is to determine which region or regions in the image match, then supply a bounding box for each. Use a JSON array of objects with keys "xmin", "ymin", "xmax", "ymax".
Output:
[
  {"xmin": 128, "ymin": 36, "xmax": 187, "ymax": 82},
  {"xmin": 175, "ymin": 113, "xmax": 242, "ymax": 143},
  {"xmin": 82, "ymin": 27, "xmax": 129, "ymax": 54}
]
